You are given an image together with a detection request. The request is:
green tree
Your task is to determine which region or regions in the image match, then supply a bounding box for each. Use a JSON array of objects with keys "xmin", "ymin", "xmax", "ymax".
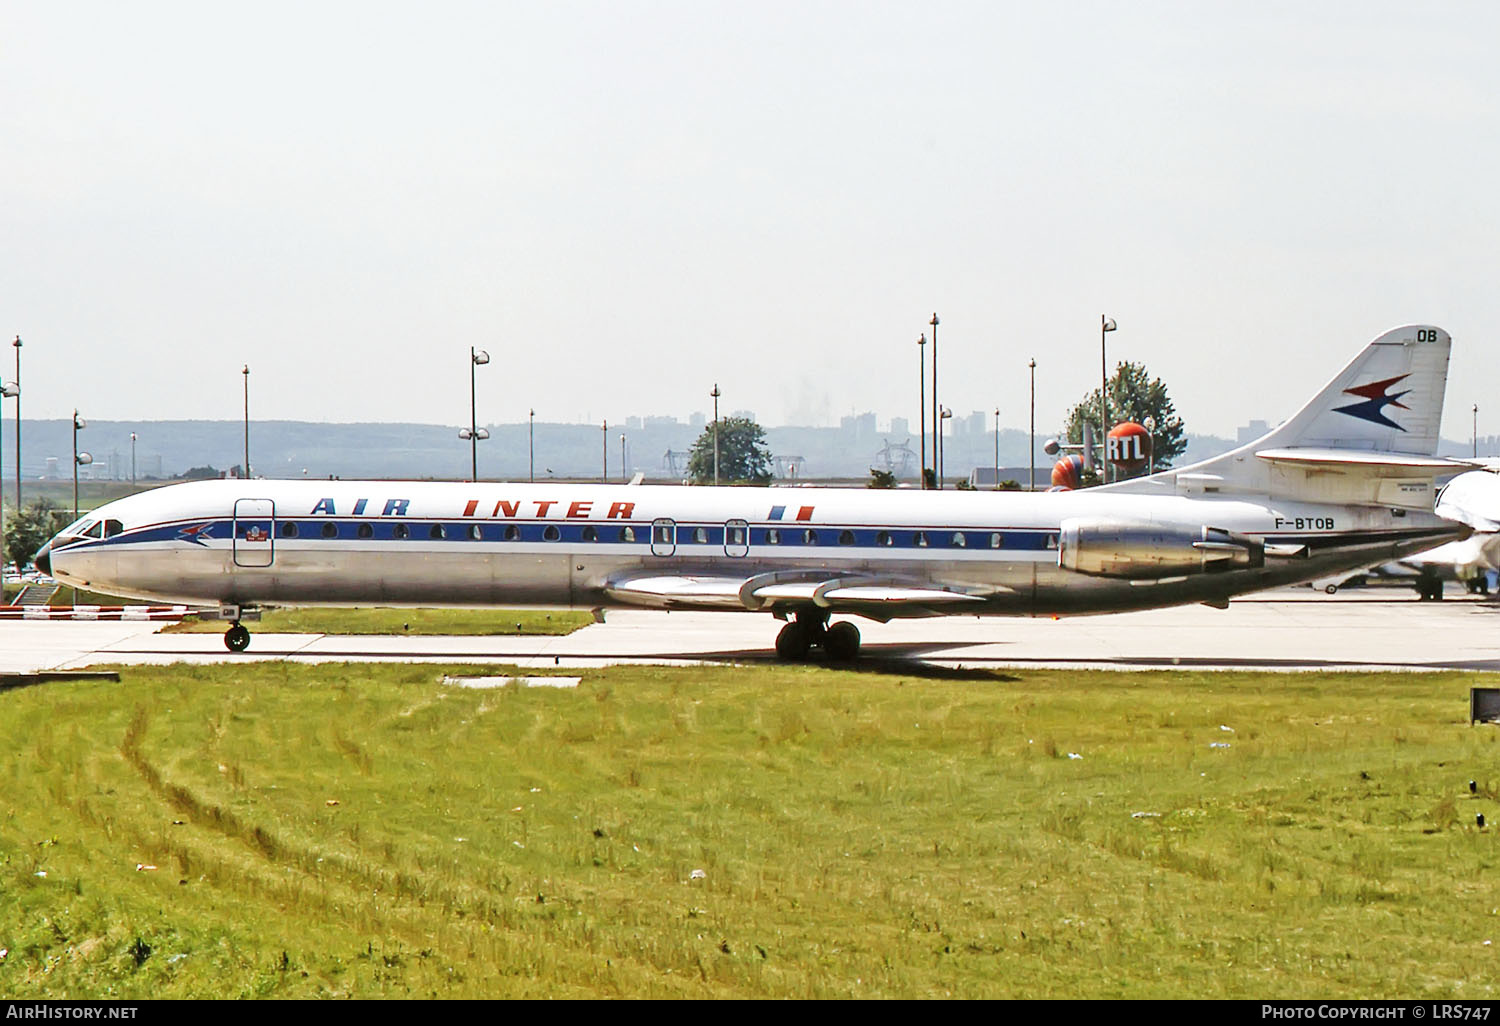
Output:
[
  {"xmin": 687, "ymin": 416, "xmax": 773, "ymax": 486},
  {"xmin": 1062, "ymin": 361, "xmax": 1187, "ymax": 478},
  {"xmin": 6, "ymin": 501, "xmax": 64, "ymax": 570},
  {"xmin": 867, "ymin": 468, "xmax": 897, "ymax": 489}
]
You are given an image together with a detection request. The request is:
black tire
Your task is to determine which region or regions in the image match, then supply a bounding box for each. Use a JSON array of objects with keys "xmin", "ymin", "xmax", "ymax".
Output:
[
  {"xmin": 775, "ymin": 621, "xmax": 810, "ymax": 661},
  {"xmin": 1324, "ymin": 584, "xmax": 1338, "ymax": 595},
  {"xmin": 824, "ymin": 621, "xmax": 861, "ymax": 662},
  {"xmin": 224, "ymin": 624, "xmax": 251, "ymax": 652}
]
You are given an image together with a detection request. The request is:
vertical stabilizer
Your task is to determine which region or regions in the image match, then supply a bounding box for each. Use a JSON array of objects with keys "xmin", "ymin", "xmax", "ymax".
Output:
[
  {"xmin": 1118, "ymin": 326, "xmax": 1458, "ymax": 504},
  {"xmin": 1254, "ymin": 324, "xmax": 1450, "ymax": 455}
]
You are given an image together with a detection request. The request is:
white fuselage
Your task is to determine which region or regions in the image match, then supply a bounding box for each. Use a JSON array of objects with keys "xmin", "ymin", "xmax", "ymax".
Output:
[{"xmin": 44, "ymin": 478, "xmax": 1461, "ymax": 619}]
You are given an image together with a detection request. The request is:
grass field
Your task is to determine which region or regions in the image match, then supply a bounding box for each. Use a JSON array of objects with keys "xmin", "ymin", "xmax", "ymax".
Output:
[{"xmin": 2, "ymin": 662, "xmax": 1498, "ymax": 999}]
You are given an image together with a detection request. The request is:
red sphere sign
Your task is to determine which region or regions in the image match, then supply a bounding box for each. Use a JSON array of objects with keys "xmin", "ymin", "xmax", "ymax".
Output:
[
  {"xmin": 1108, "ymin": 422, "xmax": 1152, "ymax": 472},
  {"xmin": 1050, "ymin": 454, "xmax": 1083, "ymax": 490}
]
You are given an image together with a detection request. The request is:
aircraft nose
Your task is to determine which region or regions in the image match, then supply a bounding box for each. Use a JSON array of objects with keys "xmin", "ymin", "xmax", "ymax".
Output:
[{"xmin": 33, "ymin": 540, "xmax": 51, "ymax": 577}]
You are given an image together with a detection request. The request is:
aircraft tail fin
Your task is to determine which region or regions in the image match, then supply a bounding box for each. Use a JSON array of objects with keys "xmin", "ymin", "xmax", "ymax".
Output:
[
  {"xmin": 1121, "ymin": 325, "xmax": 1463, "ymax": 506},
  {"xmin": 1252, "ymin": 324, "xmax": 1450, "ymax": 456}
]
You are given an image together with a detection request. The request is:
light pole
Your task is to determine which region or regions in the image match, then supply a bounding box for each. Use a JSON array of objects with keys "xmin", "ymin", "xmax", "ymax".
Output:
[
  {"xmin": 1100, "ymin": 316, "xmax": 1116, "ymax": 483},
  {"xmin": 241, "ymin": 365, "xmax": 251, "ymax": 479},
  {"xmin": 620, "ymin": 433, "xmax": 628, "ymax": 482},
  {"xmin": 1028, "ymin": 358, "xmax": 1036, "ymax": 491},
  {"xmin": 993, "ymin": 407, "xmax": 1001, "ymax": 490},
  {"xmin": 130, "ymin": 432, "xmax": 137, "ymax": 487},
  {"xmin": 602, "ymin": 420, "xmax": 608, "ymax": 482},
  {"xmin": 939, "ymin": 406, "xmax": 952, "ymax": 485},
  {"xmin": 917, "ymin": 334, "xmax": 927, "ymax": 488},
  {"xmin": 12, "ymin": 336, "xmax": 20, "ymax": 510},
  {"xmin": 711, "ymin": 384, "xmax": 721, "ymax": 486},
  {"xmin": 529, "ymin": 409, "xmax": 535, "ymax": 483},
  {"xmin": 1474, "ymin": 404, "xmax": 1479, "ymax": 459},
  {"xmin": 72, "ymin": 410, "xmax": 91, "ymax": 521},
  {"xmin": 929, "ymin": 313, "xmax": 940, "ymax": 489},
  {"xmin": 463, "ymin": 347, "xmax": 490, "ymax": 482},
  {"xmin": 0, "ymin": 377, "xmax": 17, "ymax": 571},
  {"xmin": 1144, "ymin": 415, "xmax": 1157, "ymax": 476}
]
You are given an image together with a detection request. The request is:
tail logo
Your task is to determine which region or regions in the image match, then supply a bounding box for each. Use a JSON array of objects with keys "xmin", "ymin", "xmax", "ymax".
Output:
[{"xmin": 1332, "ymin": 374, "xmax": 1410, "ymax": 431}]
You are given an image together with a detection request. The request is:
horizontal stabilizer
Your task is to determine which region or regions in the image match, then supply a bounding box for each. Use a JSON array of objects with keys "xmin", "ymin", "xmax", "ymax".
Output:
[{"xmin": 1254, "ymin": 448, "xmax": 1469, "ymax": 472}]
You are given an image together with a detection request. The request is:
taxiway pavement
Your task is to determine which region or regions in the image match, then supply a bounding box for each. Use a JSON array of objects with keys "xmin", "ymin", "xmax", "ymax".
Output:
[{"xmin": 4, "ymin": 588, "xmax": 1499, "ymax": 675}]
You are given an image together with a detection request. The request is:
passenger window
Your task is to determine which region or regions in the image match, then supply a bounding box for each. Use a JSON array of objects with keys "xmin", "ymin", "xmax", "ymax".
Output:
[
  {"xmin": 281, "ymin": 522, "xmax": 299, "ymax": 539},
  {"xmin": 766, "ymin": 528, "xmax": 780, "ymax": 545},
  {"xmin": 693, "ymin": 527, "xmax": 708, "ymax": 544},
  {"xmin": 914, "ymin": 531, "xmax": 928, "ymax": 547},
  {"xmin": 322, "ymin": 522, "xmax": 338, "ymax": 539},
  {"xmin": 582, "ymin": 525, "xmax": 598, "ymax": 542},
  {"xmin": 620, "ymin": 526, "xmax": 636, "ymax": 543},
  {"xmin": 839, "ymin": 530, "xmax": 855, "ymax": 546},
  {"xmin": 990, "ymin": 532, "xmax": 1003, "ymax": 549},
  {"xmin": 876, "ymin": 531, "xmax": 892, "ymax": 546},
  {"xmin": 544, "ymin": 525, "xmax": 561, "ymax": 541},
  {"xmin": 504, "ymin": 525, "xmax": 521, "ymax": 542},
  {"xmin": 393, "ymin": 523, "xmax": 410, "ymax": 539},
  {"xmin": 802, "ymin": 529, "xmax": 818, "ymax": 545},
  {"xmin": 468, "ymin": 524, "xmax": 483, "ymax": 541},
  {"xmin": 429, "ymin": 524, "xmax": 446, "ymax": 540},
  {"xmin": 951, "ymin": 532, "xmax": 967, "ymax": 548},
  {"xmin": 728, "ymin": 526, "xmax": 745, "ymax": 546},
  {"xmin": 357, "ymin": 523, "xmax": 373, "ymax": 538}
]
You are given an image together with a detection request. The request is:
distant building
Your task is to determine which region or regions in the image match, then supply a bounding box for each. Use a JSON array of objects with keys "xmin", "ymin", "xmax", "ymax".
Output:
[
  {"xmin": 890, "ymin": 416, "xmax": 910, "ymax": 438},
  {"xmin": 644, "ymin": 415, "xmax": 679, "ymax": 428},
  {"xmin": 689, "ymin": 412, "xmax": 706, "ymax": 428},
  {"xmin": 625, "ymin": 416, "xmax": 642, "ymax": 430},
  {"xmin": 1237, "ymin": 420, "xmax": 1270, "ymax": 445},
  {"xmin": 969, "ymin": 466, "xmax": 1049, "ymax": 490},
  {"xmin": 840, "ymin": 412, "xmax": 876, "ymax": 440}
]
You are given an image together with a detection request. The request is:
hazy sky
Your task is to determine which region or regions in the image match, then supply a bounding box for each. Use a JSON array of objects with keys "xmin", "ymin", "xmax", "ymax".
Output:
[{"xmin": 4, "ymin": 1, "xmax": 1498, "ymax": 440}]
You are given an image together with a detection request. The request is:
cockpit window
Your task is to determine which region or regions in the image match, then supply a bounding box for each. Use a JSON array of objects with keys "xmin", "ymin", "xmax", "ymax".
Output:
[
  {"xmin": 84, "ymin": 521, "xmax": 106, "ymax": 539},
  {"xmin": 103, "ymin": 519, "xmax": 124, "ymax": 538}
]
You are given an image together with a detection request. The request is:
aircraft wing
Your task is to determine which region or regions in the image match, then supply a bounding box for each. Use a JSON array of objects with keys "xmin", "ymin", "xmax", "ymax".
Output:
[{"xmin": 604, "ymin": 570, "xmax": 988, "ymax": 616}]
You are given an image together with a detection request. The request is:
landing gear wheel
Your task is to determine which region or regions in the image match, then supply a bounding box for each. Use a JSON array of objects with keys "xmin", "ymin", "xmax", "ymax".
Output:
[
  {"xmin": 824, "ymin": 621, "xmax": 861, "ymax": 662},
  {"xmin": 224, "ymin": 623, "xmax": 251, "ymax": 652},
  {"xmin": 775, "ymin": 621, "xmax": 811, "ymax": 661},
  {"xmin": 1324, "ymin": 584, "xmax": 1338, "ymax": 595}
]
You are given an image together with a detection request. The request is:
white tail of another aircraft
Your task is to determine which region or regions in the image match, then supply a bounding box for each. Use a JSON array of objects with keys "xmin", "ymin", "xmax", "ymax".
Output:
[{"xmin": 1116, "ymin": 325, "xmax": 1458, "ymax": 506}]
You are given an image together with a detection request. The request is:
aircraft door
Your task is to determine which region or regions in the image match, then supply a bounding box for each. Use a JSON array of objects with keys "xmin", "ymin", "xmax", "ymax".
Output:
[
  {"xmin": 651, "ymin": 518, "xmax": 676, "ymax": 557},
  {"xmin": 724, "ymin": 519, "xmax": 749, "ymax": 557},
  {"xmin": 233, "ymin": 498, "xmax": 275, "ymax": 567}
]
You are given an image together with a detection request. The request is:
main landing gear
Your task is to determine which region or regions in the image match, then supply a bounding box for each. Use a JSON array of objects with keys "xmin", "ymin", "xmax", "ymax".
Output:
[{"xmin": 774, "ymin": 610, "xmax": 861, "ymax": 662}]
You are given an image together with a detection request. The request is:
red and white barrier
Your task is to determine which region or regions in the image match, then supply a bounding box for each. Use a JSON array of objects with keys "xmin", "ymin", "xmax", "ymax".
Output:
[{"xmin": 0, "ymin": 605, "xmax": 190, "ymax": 621}]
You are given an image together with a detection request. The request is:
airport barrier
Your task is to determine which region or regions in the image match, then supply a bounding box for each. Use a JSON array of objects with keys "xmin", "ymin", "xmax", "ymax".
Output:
[{"xmin": 0, "ymin": 605, "xmax": 191, "ymax": 621}]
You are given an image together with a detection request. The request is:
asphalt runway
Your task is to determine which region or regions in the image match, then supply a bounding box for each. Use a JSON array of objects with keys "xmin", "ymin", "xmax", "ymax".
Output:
[{"xmin": 5, "ymin": 585, "xmax": 1500, "ymax": 675}]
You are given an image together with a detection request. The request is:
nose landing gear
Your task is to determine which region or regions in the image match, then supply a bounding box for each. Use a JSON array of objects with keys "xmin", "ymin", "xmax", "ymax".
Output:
[
  {"xmin": 224, "ymin": 622, "xmax": 251, "ymax": 652},
  {"xmin": 774, "ymin": 611, "xmax": 861, "ymax": 662},
  {"xmin": 212, "ymin": 605, "xmax": 260, "ymax": 652}
]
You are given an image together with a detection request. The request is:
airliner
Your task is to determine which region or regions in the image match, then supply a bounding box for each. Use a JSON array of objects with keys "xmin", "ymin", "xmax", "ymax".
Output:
[
  {"xmin": 1388, "ymin": 467, "xmax": 1500, "ymax": 598},
  {"xmin": 36, "ymin": 325, "xmax": 1473, "ymax": 659}
]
